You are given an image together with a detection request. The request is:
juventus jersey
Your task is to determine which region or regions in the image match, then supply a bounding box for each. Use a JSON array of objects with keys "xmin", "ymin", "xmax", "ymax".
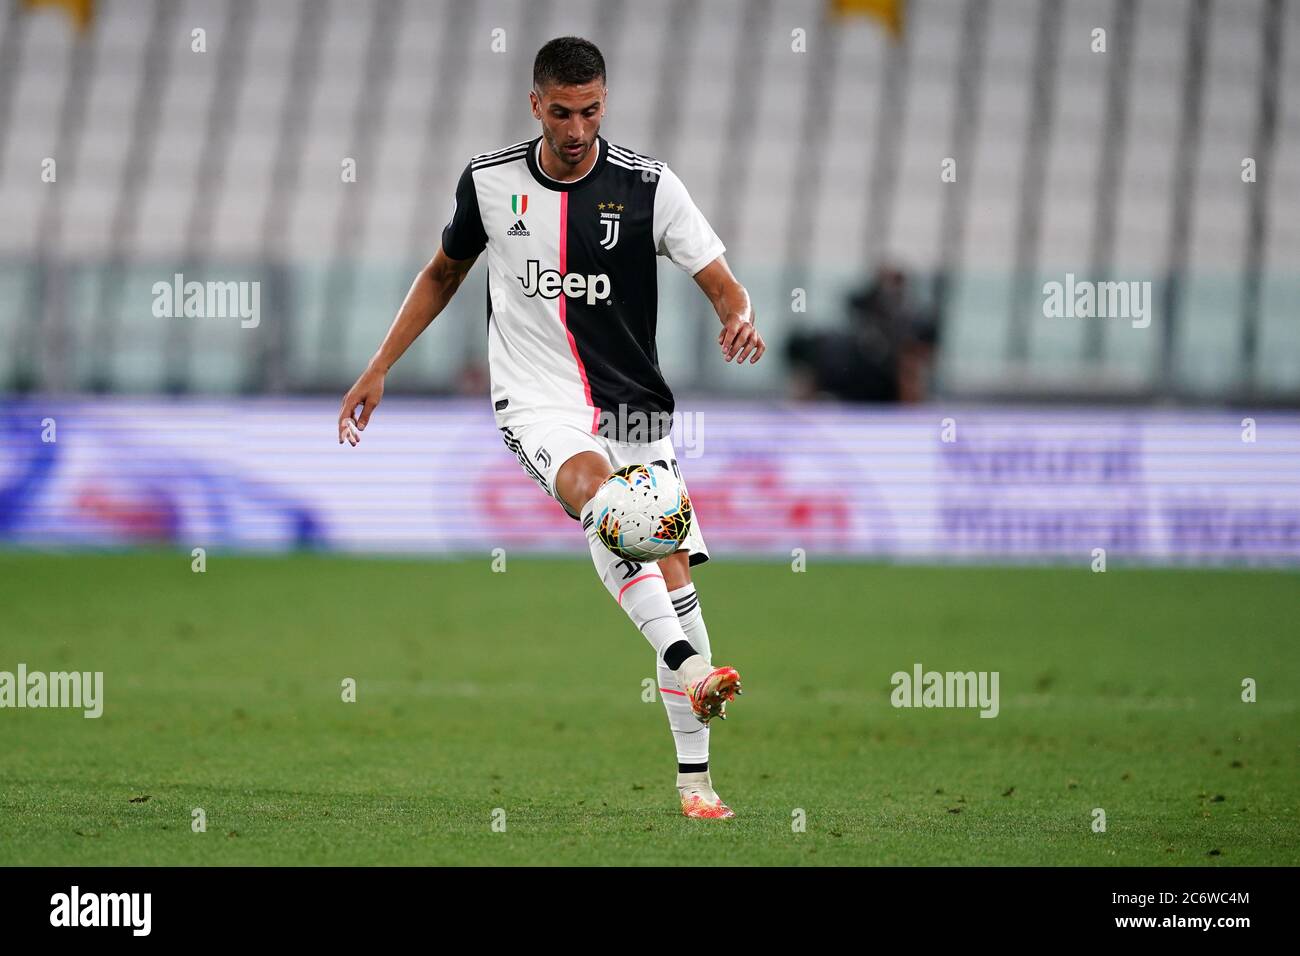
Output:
[{"xmin": 441, "ymin": 136, "xmax": 725, "ymax": 443}]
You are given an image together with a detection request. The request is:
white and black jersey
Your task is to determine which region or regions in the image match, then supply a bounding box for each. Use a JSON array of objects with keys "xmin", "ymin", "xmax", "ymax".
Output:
[{"xmin": 441, "ymin": 136, "xmax": 725, "ymax": 443}]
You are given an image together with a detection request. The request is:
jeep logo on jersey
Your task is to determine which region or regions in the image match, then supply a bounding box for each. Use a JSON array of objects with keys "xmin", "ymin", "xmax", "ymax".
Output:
[{"xmin": 517, "ymin": 259, "xmax": 611, "ymax": 305}]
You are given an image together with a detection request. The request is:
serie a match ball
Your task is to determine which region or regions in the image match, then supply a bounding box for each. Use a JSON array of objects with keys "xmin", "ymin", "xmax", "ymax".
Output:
[{"xmin": 591, "ymin": 463, "xmax": 692, "ymax": 562}]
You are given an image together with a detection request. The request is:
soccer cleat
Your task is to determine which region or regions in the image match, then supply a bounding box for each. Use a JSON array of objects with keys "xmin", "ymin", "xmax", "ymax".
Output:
[
  {"xmin": 685, "ymin": 665, "xmax": 742, "ymax": 725},
  {"xmin": 678, "ymin": 771, "xmax": 736, "ymax": 820}
]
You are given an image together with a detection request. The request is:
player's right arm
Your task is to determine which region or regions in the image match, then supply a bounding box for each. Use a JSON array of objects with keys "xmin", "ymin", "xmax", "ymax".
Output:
[
  {"xmin": 338, "ymin": 248, "xmax": 477, "ymax": 445},
  {"xmin": 339, "ymin": 162, "xmax": 488, "ymax": 445}
]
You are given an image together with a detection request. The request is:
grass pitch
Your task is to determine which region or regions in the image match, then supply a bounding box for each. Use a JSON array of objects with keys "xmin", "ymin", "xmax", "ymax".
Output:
[{"xmin": 1, "ymin": 553, "xmax": 1296, "ymax": 866}]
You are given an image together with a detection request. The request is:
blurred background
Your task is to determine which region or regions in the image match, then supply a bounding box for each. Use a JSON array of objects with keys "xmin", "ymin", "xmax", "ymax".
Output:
[{"xmin": 1, "ymin": 0, "xmax": 1298, "ymax": 563}]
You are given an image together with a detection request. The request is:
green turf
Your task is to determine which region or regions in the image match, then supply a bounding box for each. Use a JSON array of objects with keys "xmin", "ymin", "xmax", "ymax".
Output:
[{"xmin": 0, "ymin": 553, "xmax": 1296, "ymax": 866}]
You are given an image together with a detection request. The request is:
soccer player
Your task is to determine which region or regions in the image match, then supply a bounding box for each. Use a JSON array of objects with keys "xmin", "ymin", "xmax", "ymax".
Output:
[{"xmin": 337, "ymin": 37, "xmax": 765, "ymax": 820}]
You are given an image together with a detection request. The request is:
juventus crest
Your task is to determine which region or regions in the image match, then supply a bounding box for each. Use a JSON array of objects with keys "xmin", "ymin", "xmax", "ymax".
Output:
[{"xmin": 597, "ymin": 201, "xmax": 623, "ymax": 250}]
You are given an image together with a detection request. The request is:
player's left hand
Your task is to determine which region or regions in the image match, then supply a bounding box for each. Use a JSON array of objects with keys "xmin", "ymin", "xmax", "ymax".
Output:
[{"xmin": 719, "ymin": 308, "xmax": 765, "ymax": 364}]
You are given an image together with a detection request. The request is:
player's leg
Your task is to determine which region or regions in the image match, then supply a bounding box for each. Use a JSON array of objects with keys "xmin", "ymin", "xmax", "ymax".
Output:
[
  {"xmin": 632, "ymin": 452, "xmax": 738, "ymax": 725},
  {"xmin": 555, "ymin": 451, "xmax": 717, "ymax": 693},
  {"xmin": 595, "ymin": 439, "xmax": 740, "ymax": 818},
  {"xmin": 655, "ymin": 549, "xmax": 735, "ymax": 818},
  {"xmin": 504, "ymin": 423, "xmax": 739, "ymax": 817},
  {"xmin": 558, "ymin": 450, "xmax": 739, "ymax": 718},
  {"xmin": 656, "ymin": 551, "xmax": 709, "ymax": 764},
  {"xmin": 659, "ymin": 550, "xmax": 712, "ymax": 735},
  {"xmin": 501, "ymin": 422, "xmax": 714, "ymax": 697}
]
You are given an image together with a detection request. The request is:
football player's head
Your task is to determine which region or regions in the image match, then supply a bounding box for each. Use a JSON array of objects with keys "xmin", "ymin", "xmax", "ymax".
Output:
[{"xmin": 530, "ymin": 36, "xmax": 607, "ymax": 170}]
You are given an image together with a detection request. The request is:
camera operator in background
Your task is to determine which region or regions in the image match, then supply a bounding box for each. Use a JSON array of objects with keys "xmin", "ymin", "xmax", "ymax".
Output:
[{"xmin": 787, "ymin": 264, "xmax": 939, "ymax": 403}]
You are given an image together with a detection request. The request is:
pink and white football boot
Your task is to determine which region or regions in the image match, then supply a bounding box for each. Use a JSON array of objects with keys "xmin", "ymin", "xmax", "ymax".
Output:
[
  {"xmin": 685, "ymin": 665, "xmax": 742, "ymax": 724},
  {"xmin": 678, "ymin": 770, "xmax": 736, "ymax": 820}
]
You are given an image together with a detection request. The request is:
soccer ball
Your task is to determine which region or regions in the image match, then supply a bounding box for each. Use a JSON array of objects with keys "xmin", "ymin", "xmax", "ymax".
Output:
[{"xmin": 590, "ymin": 463, "xmax": 692, "ymax": 562}]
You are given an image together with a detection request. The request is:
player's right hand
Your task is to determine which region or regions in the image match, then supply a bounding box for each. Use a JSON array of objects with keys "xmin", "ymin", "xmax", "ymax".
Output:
[{"xmin": 338, "ymin": 367, "xmax": 385, "ymax": 445}]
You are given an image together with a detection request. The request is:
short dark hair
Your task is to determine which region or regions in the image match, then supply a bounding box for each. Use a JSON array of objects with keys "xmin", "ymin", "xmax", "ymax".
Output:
[{"xmin": 533, "ymin": 36, "xmax": 606, "ymax": 91}]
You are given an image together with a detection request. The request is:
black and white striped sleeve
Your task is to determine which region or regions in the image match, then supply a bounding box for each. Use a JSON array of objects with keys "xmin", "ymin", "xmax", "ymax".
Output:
[
  {"xmin": 652, "ymin": 164, "xmax": 725, "ymax": 276},
  {"xmin": 441, "ymin": 163, "xmax": 488, "ymax": 261}
]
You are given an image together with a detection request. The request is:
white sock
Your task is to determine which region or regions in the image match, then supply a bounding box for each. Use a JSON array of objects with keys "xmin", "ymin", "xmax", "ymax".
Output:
[
  {"xmin": 581, "ymin": 501, "xmax": 704, "ymax": 679},
  {"xmin": 661, "ymin": 582, "xmax": 712, "ymax": 765},
  {"xmin": 668, "ymin": 582, "xmax": 712, "ymax": 661}
]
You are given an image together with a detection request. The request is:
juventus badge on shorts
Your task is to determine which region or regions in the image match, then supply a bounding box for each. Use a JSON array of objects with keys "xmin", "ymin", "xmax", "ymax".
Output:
[{"xmin": 597, "ymin": 201, "xmax": 623, "ymax": 250}]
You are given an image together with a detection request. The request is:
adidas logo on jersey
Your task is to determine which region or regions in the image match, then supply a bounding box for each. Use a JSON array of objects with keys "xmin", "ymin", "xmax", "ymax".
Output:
[
  {"xmin": 518, "ymin": 259, "xmax": 611, "ymax": 305},
  {"xmin": 507, "ymin": 219, "xmax": 530, "ymax": 236}
]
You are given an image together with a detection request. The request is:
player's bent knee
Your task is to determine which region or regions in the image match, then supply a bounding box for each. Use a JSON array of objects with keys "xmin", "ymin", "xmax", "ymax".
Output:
[
  {"xmin": 556, "ymin": 451, "xmax": 613, "ymax": 514},
  {"xmin": 660, "ymin": 550, "xmax": 692, "ymax": 590}
]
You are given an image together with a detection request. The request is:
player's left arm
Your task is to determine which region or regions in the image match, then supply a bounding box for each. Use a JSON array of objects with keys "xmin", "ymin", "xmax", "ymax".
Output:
[{"xmin": 693, "ymin": 255, "xmax": 764, "ymax": 365}]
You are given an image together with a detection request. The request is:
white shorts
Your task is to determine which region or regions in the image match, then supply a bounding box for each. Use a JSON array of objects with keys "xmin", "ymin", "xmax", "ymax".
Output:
[{"xmin": 499, "ymin": 421, "xmax": 710, "ymax": 567}]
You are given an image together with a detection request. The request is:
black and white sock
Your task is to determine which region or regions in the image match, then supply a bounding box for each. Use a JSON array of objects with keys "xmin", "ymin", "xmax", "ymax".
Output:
[
  {"xmin": 580, "ymin": 501, "xmax": 709, "ymax": 688},
  {"xmin": 658, "ymin": 582, "xmax": 713, "ymax": 763}
]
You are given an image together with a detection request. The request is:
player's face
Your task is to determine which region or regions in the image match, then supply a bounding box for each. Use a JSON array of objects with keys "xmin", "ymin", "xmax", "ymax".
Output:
[{"xmin": 530, "ymin": 79, "xmax": 606, "ymax": 169}]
